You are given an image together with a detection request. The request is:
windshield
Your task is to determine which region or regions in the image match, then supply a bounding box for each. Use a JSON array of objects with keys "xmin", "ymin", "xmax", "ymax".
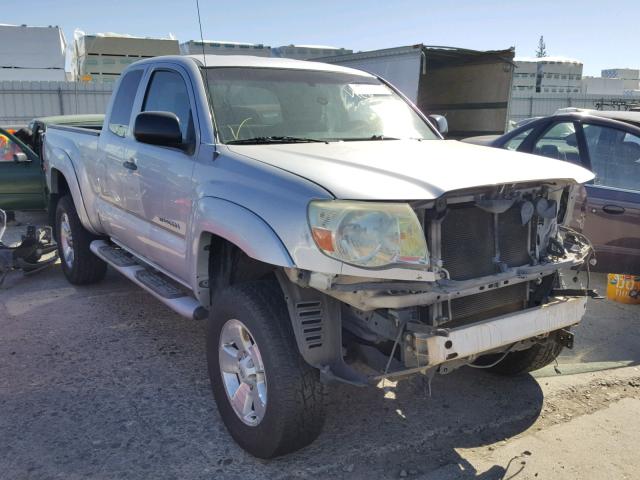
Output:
[{"xmin": 203, "ymin": 67, "xmax": 439, "ymax": 144}]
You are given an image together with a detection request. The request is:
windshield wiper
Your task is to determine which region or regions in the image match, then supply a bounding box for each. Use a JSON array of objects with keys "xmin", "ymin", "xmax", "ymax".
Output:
[
  {"xmin": 226, "ymin": 136, "xmax": 327, "ymax": 145},
  {"xmin": 339, "ymin": 135, "xmax": 401, "ymax": 141}
]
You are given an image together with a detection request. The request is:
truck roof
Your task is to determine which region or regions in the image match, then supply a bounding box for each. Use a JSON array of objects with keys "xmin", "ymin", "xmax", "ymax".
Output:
[{"xmin": 128, "ymin": 54, "xmax": 375, "ymax": 77}]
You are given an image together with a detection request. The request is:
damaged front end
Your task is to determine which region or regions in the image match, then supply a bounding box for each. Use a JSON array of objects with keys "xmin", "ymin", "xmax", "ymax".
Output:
[{"xmin": 282, "ymin": 181, "xmax": 595, "ymax": 386}]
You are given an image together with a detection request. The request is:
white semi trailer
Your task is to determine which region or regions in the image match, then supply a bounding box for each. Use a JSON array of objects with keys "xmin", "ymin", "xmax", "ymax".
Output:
[{"xmin": 319, "ymin": 44, "xmax": 515, "ymax": 139}]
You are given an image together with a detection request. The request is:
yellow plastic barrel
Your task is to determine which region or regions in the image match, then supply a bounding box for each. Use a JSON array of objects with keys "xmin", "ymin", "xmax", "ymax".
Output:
[{"xmin": 606, "ymin": 274, "xmax": 640, "ymax": 304}]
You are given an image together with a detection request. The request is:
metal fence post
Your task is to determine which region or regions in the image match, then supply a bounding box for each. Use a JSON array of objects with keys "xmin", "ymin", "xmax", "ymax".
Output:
[{"xmin": 57, "ymin": 86, "xmax": 64, "ymax": 115}]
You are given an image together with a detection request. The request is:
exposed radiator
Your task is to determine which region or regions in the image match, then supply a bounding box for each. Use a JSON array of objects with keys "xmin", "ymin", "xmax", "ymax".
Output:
[
  {"xmin": 442, "ymin": 282, "xmax": 529, "ymax": 328},
  {"xmin": 498, "ymin": 205, "xmax": 531, "ymax": 268},
  {"xmin": 439, "ymin": 204, "xmax": 531, "ymax": 281},
  {"xmin": 440, "ymin": 205, "xmax": 495, "ymax": 280}
]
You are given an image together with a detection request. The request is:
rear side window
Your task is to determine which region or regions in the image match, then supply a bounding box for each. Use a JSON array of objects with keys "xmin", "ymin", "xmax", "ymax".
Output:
[
  {"xmin": 143, "ymin": 70, "xmax": 194, "ymax": 143},
  {"xmin": 109, "ymin": 69, "xmax": 143, "ymax": 137}
]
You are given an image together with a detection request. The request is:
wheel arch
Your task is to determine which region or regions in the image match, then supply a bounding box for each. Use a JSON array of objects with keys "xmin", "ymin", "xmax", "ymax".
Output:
[
  {"xmin": 47, "ymin": 163, "xmax": 99, "ymax": 235},
  {"xmin": 47, "ymin": 167, "xmax": 70, "ymax": 229},
  {"xmin": 190, "ymin": 197, "xmax": 295, "ymax": 306}
]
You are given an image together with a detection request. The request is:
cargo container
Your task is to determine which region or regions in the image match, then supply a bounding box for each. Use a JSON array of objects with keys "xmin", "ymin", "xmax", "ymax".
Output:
[
  {"xmin": 75, "ymin": 33, "xmax": 180, "ymax": 82},
  {"xmin": 318, "ymin": 44, "xmax": 515, "ymax": 138},
  {"xmin": 0, "ymin": 24, "xmax": 67, "ymax": 81}
]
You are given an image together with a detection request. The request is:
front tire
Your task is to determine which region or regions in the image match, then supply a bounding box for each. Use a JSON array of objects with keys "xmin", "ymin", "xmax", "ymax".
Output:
[
  {"xmin": 487, "ymin": 332, "xmax": 564, "ymax": 376},
  {"xmin": 55, "ymin": 195, "xmax": 107, "ymax": 285},
  {"xmin": 207, "ymin": 280, "xmax": 326, "ymax": 458}
]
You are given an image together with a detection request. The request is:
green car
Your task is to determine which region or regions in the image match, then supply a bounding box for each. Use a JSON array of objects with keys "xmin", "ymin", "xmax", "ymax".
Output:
[
  {"xmin": 0, "ymin": 114, "xmax": 104, "ymax": 212},
  {"xmin": 0, "ymin": 127, "xmax": 44, "ymax": 211}
]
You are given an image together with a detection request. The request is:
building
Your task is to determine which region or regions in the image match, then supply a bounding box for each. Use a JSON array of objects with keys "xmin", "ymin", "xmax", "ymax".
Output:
[
  {"xmin": 75, "ymin": 33, "xmax": 180, "ymax": 83},
  {"xmin": 513, "ymin": 56, "xmax": 583, "ymax": 94},
  {"xmin": 180, "ymin": 40, "xmax": 271, "ymax": 57},
  {"xmin": 581, "ymin": 77, "xmax": 625, "ymax": 95},
  {"xmin": 601, "ymin": 68, "xmax": 640, "ymax": 92},
  {"xmin": 273, "ymin": 45, "xmax": 352, "ymax": 60},
  {"xmin": 0, "ymin": 24, "xmax": 68, "ymax": 81},
  {"xmin": 511, "ymin": 59, "xmax": 537, "ymax": 93}
]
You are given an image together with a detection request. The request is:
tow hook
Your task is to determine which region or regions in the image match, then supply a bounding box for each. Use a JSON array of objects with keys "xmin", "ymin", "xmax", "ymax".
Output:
[{"xmin": 557, "ymin": 329, "xmax": 574, "ymax": 349}]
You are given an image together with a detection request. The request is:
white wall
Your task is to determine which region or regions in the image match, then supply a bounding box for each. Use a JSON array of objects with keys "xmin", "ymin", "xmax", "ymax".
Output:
[
  {"xmin": 581, "ymin": 77, "xmax": 624, "ymax": 95},
  {"xmin": 0, "ymin": 81, "xmax": 114, "ymax": 125}
]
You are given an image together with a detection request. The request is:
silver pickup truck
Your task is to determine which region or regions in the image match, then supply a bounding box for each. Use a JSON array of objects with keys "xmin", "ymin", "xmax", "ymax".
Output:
[{"xmin": 44, "ymin": 55, "xmax": 595, "ymax": 458}]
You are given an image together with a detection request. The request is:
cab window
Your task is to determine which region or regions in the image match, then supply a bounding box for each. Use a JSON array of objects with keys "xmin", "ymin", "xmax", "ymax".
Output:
[
  {"xmin": 109, "ymin": 69, "xmax": 143, "ymax": 137},
  {"xmin": 143, "ymin": 70, "xmax": 195, "ymax": 144}
]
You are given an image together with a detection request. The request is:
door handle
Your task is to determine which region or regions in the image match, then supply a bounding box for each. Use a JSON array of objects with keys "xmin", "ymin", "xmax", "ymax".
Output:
[
  {"xmin": 602, "ymin": 204, "xmax": 625, "ymax": 215},
  {"xmin": 122, "ymin": 159, "xmax": 137, "ymax": 171}
]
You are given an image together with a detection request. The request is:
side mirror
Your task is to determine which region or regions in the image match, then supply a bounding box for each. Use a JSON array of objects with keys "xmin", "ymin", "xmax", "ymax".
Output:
[
  {"xmin": 134, "ymin": 111, "xmax": 183, "ymax": 148},
  {"xmin": 428, "ymin": 114, "xmax": 448, "ymax": 136},
  {"xmin": 13, "ymin": 152, "xmax": 30, "ymax": 163}
]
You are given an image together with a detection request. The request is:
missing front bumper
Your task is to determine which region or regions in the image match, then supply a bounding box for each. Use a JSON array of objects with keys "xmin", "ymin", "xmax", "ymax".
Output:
[{"xmin": 412, "ymin": 296, "xmax": 587, "ymax": 368}]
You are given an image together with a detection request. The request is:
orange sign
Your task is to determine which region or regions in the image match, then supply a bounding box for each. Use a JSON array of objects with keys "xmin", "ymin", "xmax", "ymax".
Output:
[{"xmin": 607, "ymin": 274, "xmax": 640, "ymax": 305}]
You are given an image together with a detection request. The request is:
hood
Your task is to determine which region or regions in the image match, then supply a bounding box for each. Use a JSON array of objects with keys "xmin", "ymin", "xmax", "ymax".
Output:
[{"xmin": 228, "ymin": 140, "xmax": 595, "ymax": 200}]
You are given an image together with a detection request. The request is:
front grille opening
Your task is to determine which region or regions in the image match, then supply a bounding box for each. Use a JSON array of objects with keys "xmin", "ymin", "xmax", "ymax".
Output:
[{"xmin": 441, "ymin": 282, "xmax": 529, "ymax": 328}]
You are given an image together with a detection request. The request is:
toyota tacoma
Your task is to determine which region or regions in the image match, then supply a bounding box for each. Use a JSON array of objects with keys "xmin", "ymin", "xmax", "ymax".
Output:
[{"xmin": 44, "ymin": 55, "xmax": 595, "ymax": 458}]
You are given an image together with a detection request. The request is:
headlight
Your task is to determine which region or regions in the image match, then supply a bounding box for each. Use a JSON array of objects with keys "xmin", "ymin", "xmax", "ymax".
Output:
[{"xmin": 308, "ymin": 200, "xmax": 428, "ymax": 268}]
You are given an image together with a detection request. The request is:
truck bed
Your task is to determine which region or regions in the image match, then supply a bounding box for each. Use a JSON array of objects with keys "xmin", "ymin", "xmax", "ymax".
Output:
[{"xmin": 48, "ymin": 123, "xmax": 102, "ymax": 136}]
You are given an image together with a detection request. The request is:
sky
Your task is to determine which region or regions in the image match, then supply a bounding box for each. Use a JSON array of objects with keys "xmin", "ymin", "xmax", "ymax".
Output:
[{"xmin": 3, "ymin": 0, "xmax": 637, "ymax": 76}]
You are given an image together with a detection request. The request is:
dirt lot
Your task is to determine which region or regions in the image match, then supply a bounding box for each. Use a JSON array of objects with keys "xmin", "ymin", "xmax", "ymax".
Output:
[{"xmin": 1, "ymin": 214, "xmax": 639, "ymax": 479}]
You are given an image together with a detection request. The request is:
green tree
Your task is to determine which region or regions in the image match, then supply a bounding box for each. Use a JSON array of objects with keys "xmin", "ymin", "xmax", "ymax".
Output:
[{"xmin": 535, "ymin": 36, "xmax": 547, "ymax": 58}]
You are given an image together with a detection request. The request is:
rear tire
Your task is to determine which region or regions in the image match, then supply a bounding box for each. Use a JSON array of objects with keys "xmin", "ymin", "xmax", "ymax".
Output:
[
  {"xmin": 207, "ymin": 279, "xmax": 326, "ymax": 458},
  {"xmin": 487, "ymin": 332, "xmax": 564, "ymax": 376},
  {"xmin": 55, "ymin": 195, "xmax": 107, "ymax": 285}
]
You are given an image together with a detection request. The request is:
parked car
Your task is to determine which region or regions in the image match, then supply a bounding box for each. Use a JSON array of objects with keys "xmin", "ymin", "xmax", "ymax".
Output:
[
  {"xmin": 0, "ymin": 115, "xmax": 104, "ymax": 213},
  {"xmin": 0, "ymin": 127, "xmax": 44, "ymax": 211},
  {"xmin": 463, "ymin": 110, "xmax": 640, "ymax": 274},
  {"xmin": 44, "ymin": 55, "xmax": 594, "ymax": 458}
]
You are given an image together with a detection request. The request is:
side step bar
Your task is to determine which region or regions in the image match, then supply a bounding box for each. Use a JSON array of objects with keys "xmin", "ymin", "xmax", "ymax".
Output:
[{"xmin": 90, "ymin": 240, "xmax": 207, "ymax": 320}]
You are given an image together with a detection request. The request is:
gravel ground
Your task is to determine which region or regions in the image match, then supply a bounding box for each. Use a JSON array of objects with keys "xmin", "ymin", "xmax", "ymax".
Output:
[{"xmin": 1, "ymin": 213, "xmax": 639, "ymax": 479}]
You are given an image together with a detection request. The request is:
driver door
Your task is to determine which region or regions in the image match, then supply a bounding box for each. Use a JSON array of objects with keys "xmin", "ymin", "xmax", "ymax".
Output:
[{"xmin": 123, "ymin": 66, "xmax": 198, "ymax": 281}]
